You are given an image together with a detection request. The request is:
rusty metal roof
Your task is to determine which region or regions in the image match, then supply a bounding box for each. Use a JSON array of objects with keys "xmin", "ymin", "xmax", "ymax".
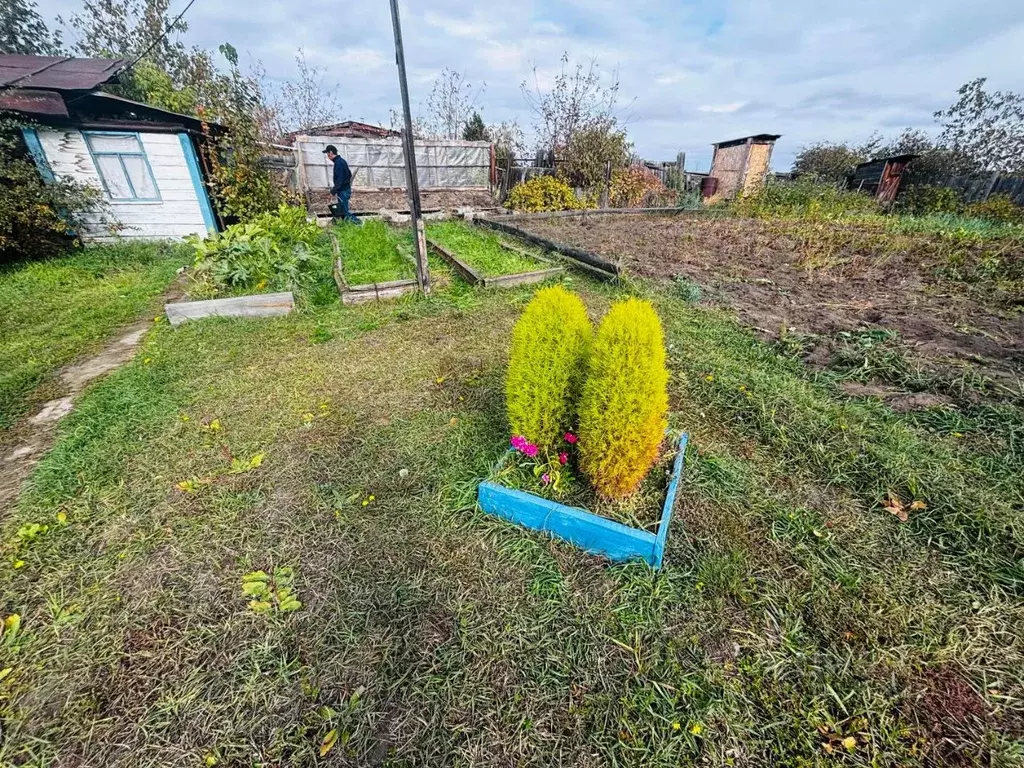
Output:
[
  {"xmin": 0, "ymin": 88, "xmax": 68, "ymax": 116},
  {"xmin": 287, "ymin": 121, "xmax": 401, "ymax": 141},
  {"xmin": 0, "ymin": 54, "xmax": 123, "ymax": 90},
  {"xmin": 712, "ymin": 134, "xmax": 782, "ymax": 148}
]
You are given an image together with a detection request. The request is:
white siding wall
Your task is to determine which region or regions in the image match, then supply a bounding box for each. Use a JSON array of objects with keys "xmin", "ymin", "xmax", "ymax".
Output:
[{"xmin": 36, "ymin": 128, "xmax": 210, "ymax": 241}]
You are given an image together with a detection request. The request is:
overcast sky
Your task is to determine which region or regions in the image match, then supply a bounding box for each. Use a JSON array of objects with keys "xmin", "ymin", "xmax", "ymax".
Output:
[{"xmin": 36, "ymin": 0, "xmax": 1024, "ymax": 170}]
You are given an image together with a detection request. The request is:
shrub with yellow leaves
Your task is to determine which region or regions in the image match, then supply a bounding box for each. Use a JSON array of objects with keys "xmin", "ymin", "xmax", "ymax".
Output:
[{"xmin": 578, "ymin": 298, "xmax": 669, "ymax": 499}]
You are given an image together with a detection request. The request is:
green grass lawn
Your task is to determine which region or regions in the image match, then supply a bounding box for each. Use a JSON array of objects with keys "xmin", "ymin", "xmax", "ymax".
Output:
[
  {"xmin": 427, "ymin": 220, "xmax": 544, "ymax": 275},
  {"xmin": 0, "ymin": 243, "xmax": 188, "ymax": 432},
  {"xmin": 1, "ymin": 265, "xmax": 1022, "ymax": 765},
  {"xmin": 334, "ymin": 220, "xmax": 416, "ymax": 286}
]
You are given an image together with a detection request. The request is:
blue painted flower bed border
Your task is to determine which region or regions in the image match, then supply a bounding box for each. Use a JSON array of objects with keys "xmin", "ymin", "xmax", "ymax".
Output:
[{"xmin": 477, "ymin": 433, "xmax": 689, "ymax": 569}]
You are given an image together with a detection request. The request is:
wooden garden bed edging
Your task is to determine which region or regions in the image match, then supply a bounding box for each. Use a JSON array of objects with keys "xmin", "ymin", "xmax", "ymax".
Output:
[
  {"xmin": 329, "ymin": 230, "xmax": 419, "ymax": 304},
  {"xmin": 426, "ymin": 239, "xmax": 483, "ymax": 285},
  {"xmin": 333, "ymin": 256, "xmax": 419, "ymax": 304},
  {"xmin": 489, "ymin": 207, "xmax": 699, "ymax": 222},
  {"xmin": 475, "ymin": 217, "xmax": 619, "ymax": 280},
  {"xmin": 426, "ymin": 238, "xmax": 564, "ymax": 289},
  {"xmin": 165, "ymin": 292, "xmax": 294, "ymax": 326},
  {"xmin": 477, "ymin": 433, "xmax": 690, "ymax": 569}
]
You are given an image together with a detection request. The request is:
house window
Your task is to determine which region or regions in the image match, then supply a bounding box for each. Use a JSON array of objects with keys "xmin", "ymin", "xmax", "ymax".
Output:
[{"xmin": 83, "ymin": 132, "xmax": 160, "ymax": 201}]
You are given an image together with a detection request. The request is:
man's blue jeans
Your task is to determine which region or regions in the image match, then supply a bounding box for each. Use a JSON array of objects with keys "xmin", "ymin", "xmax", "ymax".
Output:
[{"xmin": 334, "ymin": 188, "xmax": 360, "ymax": 224}]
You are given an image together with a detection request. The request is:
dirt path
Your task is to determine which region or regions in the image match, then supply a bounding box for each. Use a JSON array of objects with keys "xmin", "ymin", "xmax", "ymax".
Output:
[{"xmin": 0, "ymin": 283, "xmax": 181, "ymax": 512}]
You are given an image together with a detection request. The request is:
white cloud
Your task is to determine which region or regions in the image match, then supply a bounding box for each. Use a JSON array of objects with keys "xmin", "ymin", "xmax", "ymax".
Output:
[
  {"xmin": 480, "ymin": 42, "xmax": 522, "ymax": 71},
  {"xmin": 423, "ymin": 12, "xmax": 493, "ymax": 39},
  {"xmin": 698, "ymin": 102, "xmax": 746, "ymax": 113},
  {"xmin": 335, "ymin": 48, "xmax": 386, "ymax": 72},
  {"xmin": 656, "ymin": 72, "xmax": 692, "ymax": 86}
]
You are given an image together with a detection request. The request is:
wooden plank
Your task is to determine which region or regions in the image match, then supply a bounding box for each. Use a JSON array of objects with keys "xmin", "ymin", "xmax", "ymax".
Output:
[
  {"xmin": 496, "ymin": 238, "xmax": 556, "ymax": 265},
  {"xmin": 482, "ymin": 267, "xmax": 564, "ymax": 289},
  {"xmin": 478, "ymin": 482, "xmax": 659, "ymax": 566},
  {"xmin": 490, "ymin": 207, "xmax": 695, "ymax": 222},
  {"xmin": 347, "ymin": 278, "xmax": 419, "ymax": 292},
  {"xmin": 426, "ymin": 239, "xmax": 484, "ymax": 285},
  {"xmin": 341, "ymin": 283, "xmax": 419, "ymax": 304},
  {"xmin": 475, "ymin": 217, "xmax": 620, "ymax": 277},
  {"xmin": 165, "ymin": 292, "xmax": 294, "ymax": 326},
  {"xmin": 652, "ymin": 432, "xmax": 689, "ymax": 569}
]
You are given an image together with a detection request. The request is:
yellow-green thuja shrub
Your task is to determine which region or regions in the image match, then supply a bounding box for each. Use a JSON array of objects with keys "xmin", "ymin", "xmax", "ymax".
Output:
[
  {"xmin": 506, "ymin": 285, "xmax": 592, "ymax": 449},
  {"xmin": 578, "ymin": 298, "xmax": 669, "ymax": 498}
]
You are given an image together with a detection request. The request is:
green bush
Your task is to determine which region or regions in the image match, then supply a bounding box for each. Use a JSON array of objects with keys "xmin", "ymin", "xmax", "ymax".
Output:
[
  {"xmin": 506, "ymin": 285, "xmax": 592, "ymax": 450},
  {"xmin": 965, "ymin": 194, "xmax": 1024, "ymax": 225},
  {"xmin": 505, "ymin": 175, "xmax": 591, "ymax": 213},
  {"xmin": 735, "ymin": 177, "xmax": 880, "ymax": 219},
  {"xmin": 189, "ymin": 204, "xmax": 328, "ymax": 294},
  {"xmin": 2, "ymin": 117, "xmax": 107, "ymax": 262},
  {"xmin": 898, "ymin": 185, "xmax": 962, "ymax": 216},
  {"xmin": 578, "ymin": 298, "xmax": 669, "ymax": 499}
]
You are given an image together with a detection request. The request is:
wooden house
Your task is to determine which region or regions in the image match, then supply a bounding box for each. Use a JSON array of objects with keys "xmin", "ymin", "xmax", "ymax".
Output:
[{"xmin": 1, "ymin": 54, "xmax": 219, "ymax": 241}]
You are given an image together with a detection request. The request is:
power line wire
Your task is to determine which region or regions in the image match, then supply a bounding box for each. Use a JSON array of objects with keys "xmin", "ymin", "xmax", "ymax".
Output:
[{"xmin": 117, "ymin": 0, "xmax": 199, "ymax": 77}]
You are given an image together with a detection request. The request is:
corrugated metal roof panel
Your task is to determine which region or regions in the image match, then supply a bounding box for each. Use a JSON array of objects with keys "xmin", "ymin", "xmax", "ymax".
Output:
[{"xmin": 0, "ymin": 54, "xmax": 123, "ymax": 90}]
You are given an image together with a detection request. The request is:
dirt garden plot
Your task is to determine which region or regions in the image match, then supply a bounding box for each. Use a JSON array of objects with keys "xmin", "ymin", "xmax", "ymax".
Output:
[{"xmin": 518, "ymin": 215, "xmax": 1024, "ymax": 396}]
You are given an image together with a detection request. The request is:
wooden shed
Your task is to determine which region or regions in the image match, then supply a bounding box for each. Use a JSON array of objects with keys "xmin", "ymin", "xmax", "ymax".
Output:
[
  {"xmin": 848, "ymin": 154, "xmax": 919, "ymax": 203},
  {"xmin": 1, "ymin": 53, "xmax": 220, "ymax": 242},
  {"xmin": 707, "ymin": 134, "xmax": 780, "ymax": 200}
]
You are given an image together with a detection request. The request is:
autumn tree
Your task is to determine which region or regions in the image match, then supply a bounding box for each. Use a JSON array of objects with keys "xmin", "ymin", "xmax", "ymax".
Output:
[
  {"xmin": 935, "ymin": 78, "xmax": 1024, "ymax": 173},
  {"xmin": 488, "ymin": 119, "xmax": 525, "ymax": 165},
  {"xmin": 791, "ymin": 136, "xmax": 882, "ymax": 183},
  {"xmin": 1, "ymin": 0, "xmax": 62, "ymax": 54},
  {"xmin": 522, "ymin": 53, "xmax": 626, "ymax": 155},
  {"xmin": 425, "ymin": 68, "xmax": 484, "ymax": 140},
  {"xmin": 279, "ymin": 48, "xmax": 342, "ymax": 133},
  {"xmin": 560, "ymin": 122, "xmax": 631, "ymax": 189}
]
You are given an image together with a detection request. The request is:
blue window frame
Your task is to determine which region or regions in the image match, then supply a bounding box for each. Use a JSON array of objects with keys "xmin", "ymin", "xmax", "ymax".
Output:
[{"xmin": 83, "ymin": 131, "xmax": 161, "ymax": 202}]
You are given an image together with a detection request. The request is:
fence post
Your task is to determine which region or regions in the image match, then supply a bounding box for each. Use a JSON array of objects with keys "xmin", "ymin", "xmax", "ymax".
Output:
[
  {"xmin": 600, "ymin": 160, "xmax": 612, "ymax": 208},
  {"xmin": 982, "ymin": 171, "xmax": 1001, "ymax": 202}
]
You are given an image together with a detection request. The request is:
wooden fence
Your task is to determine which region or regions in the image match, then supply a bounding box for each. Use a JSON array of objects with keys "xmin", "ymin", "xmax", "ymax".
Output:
[{"xmin": 939, "ymin": 172, "xmax": 1024, "ymax": 206}]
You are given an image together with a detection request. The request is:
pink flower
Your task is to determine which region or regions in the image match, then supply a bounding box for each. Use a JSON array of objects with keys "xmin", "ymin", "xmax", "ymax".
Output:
[
  {"xmin": 511, "ymin": 435, "xmax": 527, "ymax": 451},
  {"xmin": 524, "ymin": 443, "xmax": 539, "ymax": 457},
  {"xmin": 559, "ymin": 452, "xmax": 568, "ymax": 465},
  {"xmin": 541, "ymin": 473, "xmax": 551, "ymax": 485},
  {"xmin": 564, "ymin": 432, "xmax": 577, "ymax": 444}
]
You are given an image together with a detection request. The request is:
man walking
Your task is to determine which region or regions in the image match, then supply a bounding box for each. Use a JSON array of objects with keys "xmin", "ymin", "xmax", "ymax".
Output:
[{"xmin": 323, "ymin": 145, "xmax": 359, "ymax": 223}]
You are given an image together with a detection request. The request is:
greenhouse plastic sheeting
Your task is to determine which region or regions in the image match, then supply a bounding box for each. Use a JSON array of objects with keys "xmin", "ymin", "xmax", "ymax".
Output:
[{"xmin": 296, "ymin": 136, "xmax": 491, "ymax": 190}]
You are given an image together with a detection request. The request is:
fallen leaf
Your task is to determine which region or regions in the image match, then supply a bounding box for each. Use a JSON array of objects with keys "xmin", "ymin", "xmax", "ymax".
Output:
[
  {"xmin": 0, "ymin": 667, "xmax": 12, "ymax": 682},
  {"xmin": 883, "ymin": 492, "xmax": 908, "ymax": 522},
  {"xmin": 320, "ymin": 728, "xmax": 339, "ymax": 757},
  {"xmin": 910, "ymin": 500, "xmax": 927, "ymax": 511}
]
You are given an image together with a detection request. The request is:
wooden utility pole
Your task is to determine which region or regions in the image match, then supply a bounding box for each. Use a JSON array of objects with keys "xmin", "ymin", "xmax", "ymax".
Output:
[{"xmin": 389, "ymin": 0, "xmax": 429, "ymax": 293}]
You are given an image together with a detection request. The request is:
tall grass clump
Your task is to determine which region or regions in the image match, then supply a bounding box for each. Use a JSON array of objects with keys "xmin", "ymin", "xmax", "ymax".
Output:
[
  {"xmin": 578, "ymin": 298, "xmax": 669, "ymax": 499},
  {"xmin": 735, "ymin": 176, "xmax": 880, "ymax": 220},
  {"xmin": 506, "ymin": 286, "xmax": 591, "ymax": 449}
]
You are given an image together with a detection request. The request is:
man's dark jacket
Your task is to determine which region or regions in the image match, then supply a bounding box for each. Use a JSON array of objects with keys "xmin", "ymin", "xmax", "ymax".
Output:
[{"xmin": 331, "ymin": 155, "xmax": 353, "ymax": 194}]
